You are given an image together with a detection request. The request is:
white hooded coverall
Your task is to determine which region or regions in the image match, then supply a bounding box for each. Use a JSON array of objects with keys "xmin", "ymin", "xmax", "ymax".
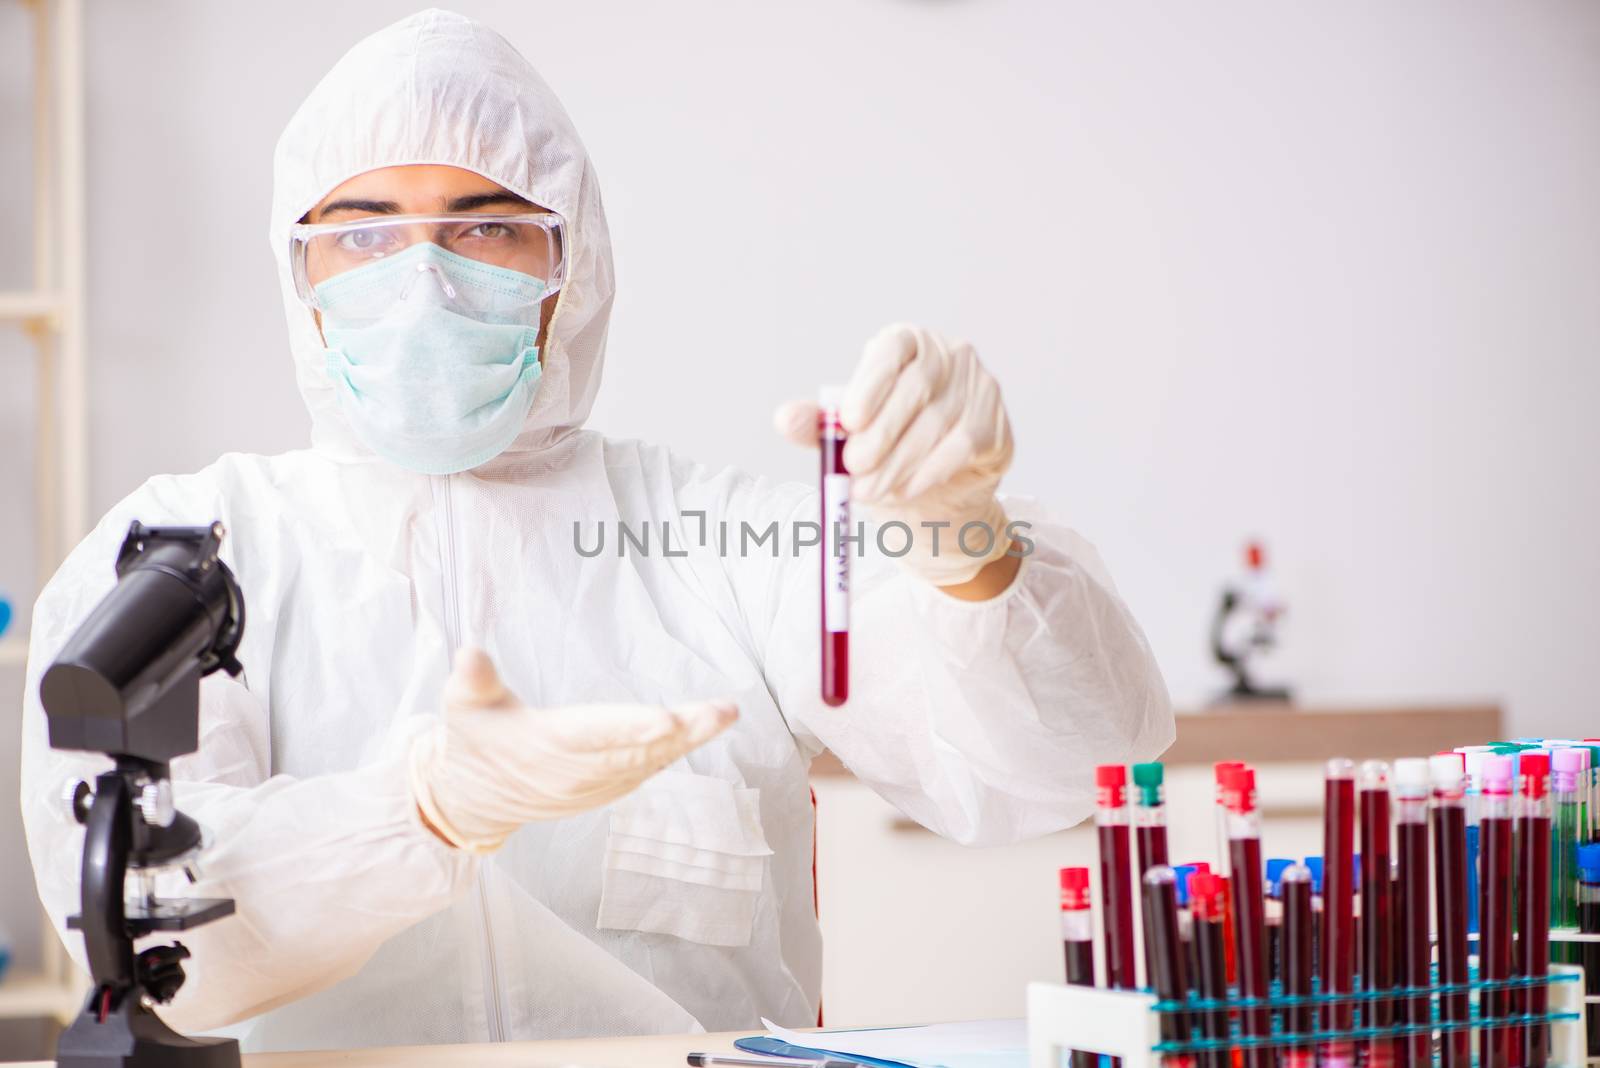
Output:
[{"xmin": 19, "ymin": 8, "xmax": 1173, "ymax": 1053}]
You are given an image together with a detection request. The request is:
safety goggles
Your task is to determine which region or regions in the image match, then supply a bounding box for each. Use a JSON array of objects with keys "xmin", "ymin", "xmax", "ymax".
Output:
[{"xmin": 289, "ymin": 212, "xmax": 566, "ymax": 321}]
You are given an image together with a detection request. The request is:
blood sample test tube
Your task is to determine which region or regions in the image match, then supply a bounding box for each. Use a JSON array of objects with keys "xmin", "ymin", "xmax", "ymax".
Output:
[
  {"xmin": 1431, "ymin": 754, "xmax": 1471, "ymax": 1068},
  {"xmin": 1097, "ymin": 765, "xmax": 1138, "ymax": 995},
  {"xmin": 1222, "ymin": 764, "xmax": 1271, "ymax": 1068},
  {"xmin": 1479, "ymin": 754, "xmax": 1516, "ymax": 1068},
  {"xmin": 1515, "ymin": 751, "xmax": 1553, "ymax": 1068},
  {"xmin": 1392, "ymin": 758, "xmax": 1431, "ymax": 1068},
  {"xmin": 1266, "ymin": 858, "xmax": 1292, "ymax": 986},
  {"xmin": 1143, "ymin": 866, "xmax": 1195, "ymax": 1068},
  {"xmin": 818, "ymin": 386, "xmax": 849, "ymax": 707},
  {"xmin": 1301, "ymin": 856, "xmax": 1324, "ymax": 990},
  {"xmin": 1135, "ymin": 762, "xmax": 1171, "ymax": 874},
  {"xmin": 1281, "ymin": 862, "xmax": 1315, "ymax": 1068},
  {"xmin": 1173, "ymin": 864, "xmax": 1198, "ymax": 993},
  {"xmin": 1359, "ymin": 761, "xmax": 1395, "ymax": 1068},
  {"xmin": 1212, "ymin": 763, "xmax": 1244, "ymax": 987},
  {"xmin": 1061, "ymin": 866, "xmax": 1098, "ymax": 1068},
  {"xmin": 1135, "ymin": 762, "xmax": 1171, "ymax": 987},
  {"xmin": 1190, "ymin": 872, "xmax": 1232, "ymax": 1068},
  {"xmin": 1320, "ymin": 759, "xmax": 1357, "ymax": 1068}
]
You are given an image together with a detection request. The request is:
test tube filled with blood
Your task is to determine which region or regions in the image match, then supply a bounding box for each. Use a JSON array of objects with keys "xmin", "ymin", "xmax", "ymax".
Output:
[
  {"xmin": 1392, "ymin": 758, "xmax": 1432, "ymax": 1068},
  {"xmin": 1431, "ymin": 754, "xmax": 1471, "ymax": 1068},
  {"xmin": 1135, "ymin": 761, "xmax": 1171, "ymax": 987},
  {"xmin": 818, "ymin": 386, "xmax": 849, "ymax": 706},
  {"xmin": 1189, "ymin": 872, "xmax": 1232, "ymax": 1068},
  {"xmin": 1222, "ymin": 764, "xmax": 1271, "ymax": 1068},
  {"xmin": 1515, "ymin": 751, "xmax": 1553, "ymax": 1068},
  {"xmin": 1142, "ymin": 866, "xmax": 1195, "ymax": 1068},
  {"xmin": 1359, "ymin": 761, "xmax": 1395, "ymax": 1068},
  {"xmin": 1479, "ymin": 755, "xmax": 1516, "ymax": 1068},
  {"xmin": 1060, "ymin": 867, "xmax": 1098, "ymax": 1068},
  {"xmin": 1281, "ymin": 862, "xmax": 1316, "ymax": 1068},
  {"xmin": 1097, "ymin": 764, "xmax": 1138, "ymax": 996},
  {"xmin": 1321, "ymin": 759, "xmax": 1358, "ymax": 1068}
]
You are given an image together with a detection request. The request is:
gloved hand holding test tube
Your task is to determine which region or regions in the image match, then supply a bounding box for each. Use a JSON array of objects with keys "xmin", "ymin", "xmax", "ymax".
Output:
[{"xmin": 774, "ymin": 325, "xmax": 1021, "ymax": 706}]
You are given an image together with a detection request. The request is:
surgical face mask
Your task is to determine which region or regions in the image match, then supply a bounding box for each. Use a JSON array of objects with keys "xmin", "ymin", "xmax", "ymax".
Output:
[{"xmin": 314, "ymin": 243, "xmax": 547, "ymax": 475}]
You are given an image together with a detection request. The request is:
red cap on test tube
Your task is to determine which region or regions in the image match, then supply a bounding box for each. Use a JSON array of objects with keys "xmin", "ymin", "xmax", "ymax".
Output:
[
  {"xmin": 1519, "ymin": 751, "xmax": 1550, "ymax": 799},
  {"xmin": 1221, "ymin": 765, "xmax": 1257, "ymax": 814},
  {"xmin": 1214, "ymin": 761, "xmax": 1244, "ymax": 786},
  {"xmin": 1190, "ymin": 872, "xmax": 1227, "ymax": 921},
  {"xmin": 1096, "ymin": 764, "xmax": 1128, "ymax": 808},
  {"xmin": 1060, "ymin": 867, "xmax": 1091, "ymax": 911}
]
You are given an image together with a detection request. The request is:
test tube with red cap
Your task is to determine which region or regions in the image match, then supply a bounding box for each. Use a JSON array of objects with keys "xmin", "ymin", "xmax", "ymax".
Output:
[
  {"xmin": 1097, "ymin": 764, "xmax": 1138, "ymax": 996},
  {"xmin": 1515, "ymin": 751, "xmax": 1553, "ymax": 1068},
  {"xmin": 1189, "ymin": 871, "xmax": 1231, "ymax": 1068},
  {"xmin": 1060, "ymin": 867, "xmax": 1097, "ymax": 1068},
  {"xmin": 1431, "ymin": 753, "xmax": 1471, "ymax": 1068},
  {"xmin": 1359, "ymin": 761, "xmax": 1395, "ymax": 1068},
  {"xmin": 1479, "ymin": 754, "xmax": 1516, "ymax": 1068},
  {"xmin": 818, "ymin": 386, "xmax": 849, "ymax": 706},
  {"xmin": 1213, "ymin": 762, "xmax": 1244, "ymax": 876},
  {"xmin": 1221, "ymin": 764, "xmax": 1271, "ymax": 1068},
  {"xmin": 1320, "ymin": 759, "xmax": 1357, "ymax": 1068},
  {"xmin": 1392, "ymin": 758, "xmax": 1432, "ymax": 1068},
  {"xmin": 1212, "ymin": 762, "xmax": 1243, "ymax": 986}
]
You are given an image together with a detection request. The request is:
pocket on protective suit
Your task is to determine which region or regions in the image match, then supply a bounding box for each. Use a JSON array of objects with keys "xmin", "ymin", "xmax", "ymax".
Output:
[{"xmin": 597, "ymin": 769, "xmax": 773, "ymax": 947}]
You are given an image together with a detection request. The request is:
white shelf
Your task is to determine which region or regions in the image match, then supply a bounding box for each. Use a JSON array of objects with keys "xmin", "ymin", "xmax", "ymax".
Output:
[
  {"xmin": 0, "ymin": 972, "xmax": 85, "ymax": 1024},
  {"xmin": 0, "ymin": 289, "xmax": 63, "ymax": 324},
  {"xmin": 1, "ymin": 636, "xmax": 28, "ymax": 667}
]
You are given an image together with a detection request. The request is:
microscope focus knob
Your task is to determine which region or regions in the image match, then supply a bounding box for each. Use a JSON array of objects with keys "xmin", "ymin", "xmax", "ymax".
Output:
[
  {"xmin": 137, "ymin": 780, "xmax": 176, "ymax": 828},
  {"xmin": 63, "ymin": 780, "xmax": 92, "ymax": 825}
]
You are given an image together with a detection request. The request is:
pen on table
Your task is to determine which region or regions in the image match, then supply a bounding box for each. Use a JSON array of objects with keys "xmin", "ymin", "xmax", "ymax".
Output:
[{"xmin": 687, "ymin": 1054, "xmax": 859, "ymax": 1068}]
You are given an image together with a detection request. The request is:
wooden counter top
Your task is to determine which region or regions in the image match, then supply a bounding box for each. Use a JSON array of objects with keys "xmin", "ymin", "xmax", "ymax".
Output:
[
  {"xmin": 15, "ymin": 1028, "xmax": 746, "ymax": 1068},
  {"xmin": 808, "ymin": 702, "xmax": 1502, "ymax": 776}
]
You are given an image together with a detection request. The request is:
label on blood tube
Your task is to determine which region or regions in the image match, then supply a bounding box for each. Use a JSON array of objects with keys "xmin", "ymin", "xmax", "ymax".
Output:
[{"xmin": 823, "ymin": 473, "xmax": 850, "ymax": 632}]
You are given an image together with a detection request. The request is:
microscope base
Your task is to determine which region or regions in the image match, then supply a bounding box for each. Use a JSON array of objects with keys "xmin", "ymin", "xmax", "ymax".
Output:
[{"xmin": 56, "ymin": 996, "xmax": 240, "ymax": 1068}]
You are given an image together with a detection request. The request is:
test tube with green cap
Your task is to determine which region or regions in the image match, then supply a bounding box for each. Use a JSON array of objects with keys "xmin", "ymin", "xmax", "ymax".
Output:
[
  {"xmin": 1133, "ymin": 762, "xmax": 1169, "ymax": 874},
  {"xmin": 1134, "ymin": 761, "xmax": 1169, "ymax": 989}
]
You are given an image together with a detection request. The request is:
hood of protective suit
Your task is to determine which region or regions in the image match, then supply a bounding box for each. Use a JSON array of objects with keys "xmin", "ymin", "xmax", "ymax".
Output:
[{"xmin": 269, "ymin": 8, "xmax": 614, "ymax": 463}]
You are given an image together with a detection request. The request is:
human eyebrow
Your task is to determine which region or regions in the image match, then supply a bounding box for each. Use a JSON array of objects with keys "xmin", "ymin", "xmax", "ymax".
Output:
[
  {"xmin": 314, "ymin": 198, "xmax": 404, "ymax": 220},
  {"xmin": 445, "ymin": 192, "xmax": 536, "ymax": 213}
]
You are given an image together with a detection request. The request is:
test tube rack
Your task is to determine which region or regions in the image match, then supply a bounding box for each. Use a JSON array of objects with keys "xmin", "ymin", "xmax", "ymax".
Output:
[{"xmin": 1027, "ymin": 963, "xmax": 1590, "ymax": 1068}]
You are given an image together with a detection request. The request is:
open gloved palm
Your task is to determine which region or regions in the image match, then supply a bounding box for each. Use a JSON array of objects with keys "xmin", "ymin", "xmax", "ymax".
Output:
[{"xmin": 409, "ymin": 649, "xmax": 738, "ymax": 853}]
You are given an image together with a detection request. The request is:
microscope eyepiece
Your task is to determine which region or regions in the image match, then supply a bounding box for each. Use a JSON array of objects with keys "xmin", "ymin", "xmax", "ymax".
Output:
[{"xmin": 41, "ymin": 521, "xmax": 244, "ymax": 763}]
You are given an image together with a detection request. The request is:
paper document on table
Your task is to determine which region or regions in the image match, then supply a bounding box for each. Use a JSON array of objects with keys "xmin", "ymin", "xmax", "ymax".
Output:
[{"xmin": 760, "ymin": 1017, "xmax": 1029, "ymax": 1068}]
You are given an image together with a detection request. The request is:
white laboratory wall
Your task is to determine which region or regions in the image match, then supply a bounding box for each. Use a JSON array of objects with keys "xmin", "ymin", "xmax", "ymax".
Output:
[{"xmin": 2, "ymin": 0, "xmax": 1598, "ymax": 991}]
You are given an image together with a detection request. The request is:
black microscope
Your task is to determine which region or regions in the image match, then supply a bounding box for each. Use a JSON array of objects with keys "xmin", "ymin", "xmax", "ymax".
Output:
[{"xmin": 39, "ymin": 521, "xmax": 246, "ymax": 1068}]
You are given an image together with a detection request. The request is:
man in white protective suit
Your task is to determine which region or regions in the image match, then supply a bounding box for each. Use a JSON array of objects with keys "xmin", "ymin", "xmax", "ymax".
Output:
[{"xmin": 20, "ymin": 8, "xmax": 1173, "ymax": 1053}]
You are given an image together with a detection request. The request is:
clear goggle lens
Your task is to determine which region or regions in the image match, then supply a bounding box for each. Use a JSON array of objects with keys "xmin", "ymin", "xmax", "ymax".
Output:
[{"xmin": 290, "ymin": 213, "xmax": 565, "ymax": 322}]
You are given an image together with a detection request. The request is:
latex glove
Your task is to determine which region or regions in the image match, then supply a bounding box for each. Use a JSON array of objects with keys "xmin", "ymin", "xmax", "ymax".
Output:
[
  {"xmin": 410, "ymin": 648, "xmax": 738, "ymax": 853},
  {"xmin": 775, "ymin": 324, "xmax": 1014, "ymax": 586}
]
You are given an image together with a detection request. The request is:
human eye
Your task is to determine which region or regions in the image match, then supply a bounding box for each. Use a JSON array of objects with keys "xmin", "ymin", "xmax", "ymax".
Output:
[
  {"xmin": 461, "ymin": 221, "xmax": 515, "ymax": 241},
  {"xmin": 332, "ymin": 227, "xmax": 401, "ymax": 254}
]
